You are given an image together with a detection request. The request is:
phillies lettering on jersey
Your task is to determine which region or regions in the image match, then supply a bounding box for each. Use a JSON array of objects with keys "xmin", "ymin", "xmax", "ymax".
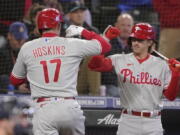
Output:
[
  {"xmin": 120, "ymin": 68, "xmax": 161, "ymax": 86},
  {"xmin": 109, "ymin": 53, "xmax": 171, "ymax": 110}
]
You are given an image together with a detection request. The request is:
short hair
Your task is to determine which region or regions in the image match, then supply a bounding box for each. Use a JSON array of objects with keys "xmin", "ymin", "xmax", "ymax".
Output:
[{"xmin": 116, "ymin": 13, "xmax": 134, "ymax": 23}]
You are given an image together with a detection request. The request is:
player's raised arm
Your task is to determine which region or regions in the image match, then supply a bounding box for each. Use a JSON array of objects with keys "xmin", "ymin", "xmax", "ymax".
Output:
[
  {"xmin": 163, "ymin": 59, "xmax": 180, "ymax": 101},
  {"xmin": 102, "ymin": 25, "xmax": 121, "ymax": 42},
  {"xmin": 66, "ymin": 25, "xmax": 120, "ymax": 54}
]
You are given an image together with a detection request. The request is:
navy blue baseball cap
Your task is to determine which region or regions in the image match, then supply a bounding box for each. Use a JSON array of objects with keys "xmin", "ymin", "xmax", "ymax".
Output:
[{"xmin": 9, "ymin": 22, "xmax": 29, "ymax": 40}]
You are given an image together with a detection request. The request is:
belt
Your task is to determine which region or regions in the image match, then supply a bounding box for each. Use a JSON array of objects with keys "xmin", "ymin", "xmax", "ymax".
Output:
[
  {"xmin": 36, "ymin": 97, "xmax": 75, "ymax": 103},
  {"xmin": 122, "ymin": 109, "xmax": 161, "ymax": 118}
]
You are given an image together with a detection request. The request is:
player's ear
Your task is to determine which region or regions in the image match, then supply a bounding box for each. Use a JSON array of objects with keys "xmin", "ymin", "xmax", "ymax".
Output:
[
  {"xmin": 147, "ymin": 40, "xmax": 153, "ymax": 47},
  {"xmin": 148, "ymin": 40, "xmax": 155, "ymax": 53}
]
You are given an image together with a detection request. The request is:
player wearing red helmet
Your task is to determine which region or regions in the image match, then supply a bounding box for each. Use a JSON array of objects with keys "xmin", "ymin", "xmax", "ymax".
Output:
[
  {"xmin": 9, "ymin": 8, "xmax": 120, "ymax": 135},
  {"xmin": 88, "ymin": 23, "xmax": 180, "ymax": 135},
  {"xmin": 128, "ymin": 23, "xmax": 156, "ymax": 54},
  {"xmin": 37, "ymin": 8, "xmax": 63, "ymax": 30},
  {"xmin": 130, "ymin": 23, "xmax": 155, "ymax": 40}
]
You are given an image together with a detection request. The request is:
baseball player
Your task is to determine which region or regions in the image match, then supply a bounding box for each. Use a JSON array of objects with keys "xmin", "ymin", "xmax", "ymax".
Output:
[
  {"xmin": 88, "ymin": 23, "xmax": 180, "ymax": 135},
  {"xmin": 9, "ymin": 8, "xmax": 120, "ymax": 135}
]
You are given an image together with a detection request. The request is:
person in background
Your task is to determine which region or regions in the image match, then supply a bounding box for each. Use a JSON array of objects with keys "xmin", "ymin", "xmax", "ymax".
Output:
[
  {"xmin": 0, "ymin": 22, "xmax": 29, "ymax": 92},
  {"xmin": 102, "ymin": 13, "xmax": 134, "ymax": 97},
  {"xmin": 65, "ymin": 2, "xmax": 100, "ymax": 96},
  {"xmin": 0, "ymin": 107, "xmax": 14, "ymax": 135},
  {"xmin": 24, "ymin": 3, "xmax": 45, "ymax": 40},
  {"xmin": 43, "ymin": 0, "xmax": 63, "ymax": 12}
]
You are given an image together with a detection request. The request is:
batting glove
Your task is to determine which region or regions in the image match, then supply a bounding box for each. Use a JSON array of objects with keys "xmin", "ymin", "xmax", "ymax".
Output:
[
  {"xmin": 103, "ymin": 25, "xmax": 121, "ymax": 41},
  {"xmin": 65, "ymin": 25, "xmax": 84, "ymax": 37},
  {"xmin": 168, "ymin": 58, "xmax": 180, "ymax": 72}
]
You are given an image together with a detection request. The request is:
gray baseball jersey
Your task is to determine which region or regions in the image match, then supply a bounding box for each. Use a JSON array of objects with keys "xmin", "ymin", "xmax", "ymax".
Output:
[
  {"xmin": 12, "ymin": 36, "xmax": 102, "ymax": 98},
  {"xmin": 109, "ymin": 53, "xmax": 171, "ymax": 110}
]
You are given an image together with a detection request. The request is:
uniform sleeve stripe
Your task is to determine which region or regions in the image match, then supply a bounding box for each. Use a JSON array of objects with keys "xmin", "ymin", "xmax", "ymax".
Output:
[{"xmin": 10, "ymin": 73, "xmax": 26, "ymax": 86}]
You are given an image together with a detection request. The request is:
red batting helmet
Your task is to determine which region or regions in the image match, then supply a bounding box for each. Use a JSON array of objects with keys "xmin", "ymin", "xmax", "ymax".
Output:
[
  {"xmin": 130, "ymin": 23, "xmax": 155, "ymax": 40},
  {"xmin": 37, "ymin": 8, "xmax": 63, "ymax": 30}
]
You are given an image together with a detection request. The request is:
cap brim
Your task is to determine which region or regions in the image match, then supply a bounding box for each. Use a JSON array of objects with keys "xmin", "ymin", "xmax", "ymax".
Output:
[
  {"xmin": 69, "ymin": 6, "xmax": 87, "ymax": 13},
  {"xmin": 14, "ymin": 33, "xmax": 29, "ymax": 40}
]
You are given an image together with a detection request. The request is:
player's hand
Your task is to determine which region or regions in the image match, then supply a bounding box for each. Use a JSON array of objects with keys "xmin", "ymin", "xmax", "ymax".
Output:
[
  {"xmin": 168, "ymin": 58, "xmax": 180, "ymax": 72},
  {"xmin": 17, "ymin": 83, "xmax": 30, "ymax": 93},
  {"xmin": 103, "ymin": 25, "xmax": 120, "ymax": 41},
  {"xmin": 65, "ymin": 25, "xmax": 84, "ymax": 37},
  {"xmin": 88, "ymin": 55, "xmax": 104, "ymax": 69}
]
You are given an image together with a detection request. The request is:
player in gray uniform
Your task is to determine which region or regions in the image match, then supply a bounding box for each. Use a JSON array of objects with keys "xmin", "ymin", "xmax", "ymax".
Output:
[
  {"xmin": 10, "ymin": 8, "xmax": 120, "ymax": 135},
  {"xmin": 88, "ymin": 23, "xmax": 180, "ymax": 135}
]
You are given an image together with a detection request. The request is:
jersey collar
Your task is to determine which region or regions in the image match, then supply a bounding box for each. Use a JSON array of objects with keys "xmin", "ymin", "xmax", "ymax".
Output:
[
  {"xmin": 136, "ymin": 54, "xmax": 150, "ymax": 64},
  {"xmin": 42, "ymin": 32, "xmax": 58, "ymax": 37}
]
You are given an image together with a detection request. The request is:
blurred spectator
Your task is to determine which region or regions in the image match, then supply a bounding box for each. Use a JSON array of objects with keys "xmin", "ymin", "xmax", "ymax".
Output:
[
  {"xmin": 102, "ymin": 13, "xmax": 134, "ymax": 97},
  {"xmin": 153, "ymin": 0, "xmax": 180, "ymax": 59},
  {"xmin": 83, "ymin": 7, "xmax": 92, "ymax": 26},
  {"xmin": 0, "ymin": 22, "xmax": 29, "ymax": 92},
  {"xmin": 24, "ymin": 3, "xmax": 45, "ymax": 40},
  {"xmin": 0, "ymin": 0, "xmax": 32, "ymax": 36},
  {"xmin": 0, "ymin": 36, "xmax": 8, "ymax": 91},
  {"xmin": 65, "ymin": 2, "xmax": 100, "ymax": 96},
  {"xmin": 8, "ymin": 22, "xmax": 29, "ymax": 57},
  {"xmin": 12, "ymin": 97, "xmax": 33, "ymax": 135},
  {"xmin": 60, "ymin": 0, "xmax": 83, "ymax": 14},
  {"xmin": 62, "ymin": 0, "xmax": 93, "ymax": 31},
  {"xmin": 33, "ymin": 0, "xmax": 64, "ymax": 38},
  {"xmin": 43, "ymin": 0, "xmax": 63, "ymax": 12},
  {"xmin": 24, "ymin": 0, "xmax": 63, "ymax": 40},
  {"xmin": 0, "ymin": 96, "xmax": 33, "ymax": 135},
  {"xmin": 32, "ymin": 0, "xmax": 63, "ymax": 12},
  {"xmin": 66, "ymin": 2, "xmax": 95, "ymax": 28},
  {"xmin": 0, "ymin": 107, "xmax": 14, "ymax": 135},
  {"xmin": 0, "ymin": 35, "xmax": 7, "ymax": 48}
]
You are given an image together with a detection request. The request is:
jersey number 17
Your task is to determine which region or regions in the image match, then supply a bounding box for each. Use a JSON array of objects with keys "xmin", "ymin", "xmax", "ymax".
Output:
[{"xmin": 40, "ymin": 59, "xmax": 61, "ymax": 83}]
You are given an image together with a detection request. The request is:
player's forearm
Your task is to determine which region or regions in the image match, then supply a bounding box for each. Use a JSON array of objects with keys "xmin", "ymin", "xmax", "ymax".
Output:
[
  {"xmin": 10, "ymin": 73, "xmax": 26, "ymax": 86},
  {"xmin": 163, "ymin": 71, "xmax": 180, "ymax": 101},
  {"xmin": 82, "ymin": 29, "xmax": 111, "ymax": 54},
  {"xmin": 88, "ymin": 55, "xmax": 113, "ymax": 72}
]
